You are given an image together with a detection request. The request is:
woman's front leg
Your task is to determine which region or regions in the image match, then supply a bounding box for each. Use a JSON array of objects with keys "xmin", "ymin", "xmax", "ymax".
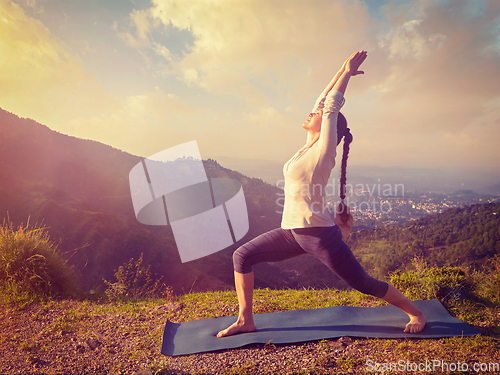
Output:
[
  {"xmin": 381, "ymin": 284, "xmax": 427, "ymax": 333},
  {"xmin": 217, "ymin": 271, "xmax": 257, "ymax": 337}
]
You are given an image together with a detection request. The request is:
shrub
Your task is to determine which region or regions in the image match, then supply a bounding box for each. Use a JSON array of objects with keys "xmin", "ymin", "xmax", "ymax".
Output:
[
  {"xmin": 473, "ymin": 253, "xmax": 500, "ymax": 307},
  {"xmin": 390, "ymin": 257, "xmax": 473, "ymax": 301},
  {"xmin": 0, "ymin": 218, "xmax": 77, "ymax": 305},
  {"xmin": 104, "ymin": 253, "xmax": 173, "ymax": 301}
]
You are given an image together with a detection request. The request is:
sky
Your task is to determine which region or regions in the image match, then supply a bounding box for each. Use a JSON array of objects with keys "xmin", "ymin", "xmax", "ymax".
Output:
[{"xmin": 1, "ymin": 0, "xmax": 500, "ymax": 179}]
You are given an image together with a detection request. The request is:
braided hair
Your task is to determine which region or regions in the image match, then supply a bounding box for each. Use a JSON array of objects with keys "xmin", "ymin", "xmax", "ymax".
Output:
[{"xmin": 336, "ymin": 112, "xmax": 353, "ymax": 224}]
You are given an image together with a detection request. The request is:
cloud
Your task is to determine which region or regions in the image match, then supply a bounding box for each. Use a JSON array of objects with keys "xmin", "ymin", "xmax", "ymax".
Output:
[
  {"xmin": 107, "ymin": 0, "xmax": 500, "ymax": 168},
  {"xmin": 374, "ymin": 0, "xmax": 500, "ymax": 136},
  {"xmin": 117, "ymin": 8, "xmax": 156, "ymax": 53},
  {"xmin": 2, "ymin": 0, "xmax": 499, "ymax": 170},
  {"xmin": 244, "ymin": 106, "xmax": 291, "ymax": 129},
  {"xmin": 120, "ymin": 0, "xmax": 385, "ymax": 161},
  {"xmin": 130, "ymin": 8, "xmax": 152, "ymax": 44},
  {"xmin": 65, "ymin": 85, "xmax": 202, "ymax": 156},
  {"xmin": 0, "ymin": 0, "xmax": 118, "ymax": 124},
  {"xmin": 379, "ymin": 19, "xmax": 447, "ymax": 60},
  {"xmin": 146, "ymin": 0, "xmax": 375, "ymax": 105},
  {"xmin": 0, "ymin": 1, "xmax": 200, "ymax": 158},
  {"xmin": 18, "ymin": 0, "xmax": 43, "ymax": 14}
]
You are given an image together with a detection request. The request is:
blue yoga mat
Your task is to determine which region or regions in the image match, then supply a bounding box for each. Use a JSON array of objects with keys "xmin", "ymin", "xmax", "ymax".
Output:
[{"xmin": 161, "ymin": 299, "xmax": 480, "ymax": 356}]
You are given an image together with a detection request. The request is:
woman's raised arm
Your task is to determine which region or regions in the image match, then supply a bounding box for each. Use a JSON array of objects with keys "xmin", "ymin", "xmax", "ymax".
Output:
[
  {"xmin": 321, "ymin": 51, "xmax": 366, "ymax": 96},
  {"xmin": 317, "ymin": 51, "xmax": 367, "ymax": 157},
  {"xmin": 332, "ymin": 50, "xmax": 367, "ymax": 95}
]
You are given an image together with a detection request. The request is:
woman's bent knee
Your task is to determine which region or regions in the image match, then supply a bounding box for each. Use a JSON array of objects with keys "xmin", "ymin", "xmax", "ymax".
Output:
[{"xmin": 233, "ymin": 246, "xmax": 252, "ymax": 274}]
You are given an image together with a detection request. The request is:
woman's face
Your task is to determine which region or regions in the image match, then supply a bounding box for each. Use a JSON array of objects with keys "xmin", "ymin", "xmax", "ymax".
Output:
[{"xmin": 302, "ymin": 110, "xmax": 323, "ymax": 132}]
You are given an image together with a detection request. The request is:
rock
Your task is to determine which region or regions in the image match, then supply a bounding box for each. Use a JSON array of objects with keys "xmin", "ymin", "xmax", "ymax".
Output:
[
  {"xmin": 346, "ymin": 348, "xmax": 359, "ymax": 355},
  {"xmin": 93, "ymin": 331, "xmax": 105, "ymax": 340},
  {"xmin": 153, "ymin": 302, "xmax": 185, "ymax": 313},
  {"xmin": 84, "ymin": 338, "xmax": 101, "ymax": 350},
  {"xmin": 330, "ymin": 341, "xmax": 347, "ymax": 352},
  {"xmin": 338, "ymin": 336, "xmax": 353, "ymax": 346},
  {"xmin": 132, "ymin": 369, "xmax": 152, "ymax": 375}
]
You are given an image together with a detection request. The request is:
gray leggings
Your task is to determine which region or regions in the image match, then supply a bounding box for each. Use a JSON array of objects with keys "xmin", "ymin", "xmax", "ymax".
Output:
[{"xmin": 233, "ymin": 225, "xmax": 388, "ymax": 298}]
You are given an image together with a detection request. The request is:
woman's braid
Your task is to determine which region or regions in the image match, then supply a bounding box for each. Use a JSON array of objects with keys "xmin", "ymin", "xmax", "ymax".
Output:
[{"xmin": 338, "ymin": 127, "xmax": 353, "ymax": 222}]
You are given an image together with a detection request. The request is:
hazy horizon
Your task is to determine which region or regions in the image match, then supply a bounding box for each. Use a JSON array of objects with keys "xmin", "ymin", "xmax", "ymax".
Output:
[
  {"xmin": 214, "ymin": 154, "xmax": 500, "ymax": 194},
  {"xmin": 1, "ymin": 0, "xmax": 500, "ymax": 175}
]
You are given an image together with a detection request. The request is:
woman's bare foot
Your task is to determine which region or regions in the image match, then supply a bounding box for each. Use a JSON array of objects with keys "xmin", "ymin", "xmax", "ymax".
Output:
[
  {"xmin": 404, "ymin": 313, "xmax": 427, "ymax": 333},
  {"xmin": 217, "ymin": 319, "xmax": 256, "ymax": 338}
]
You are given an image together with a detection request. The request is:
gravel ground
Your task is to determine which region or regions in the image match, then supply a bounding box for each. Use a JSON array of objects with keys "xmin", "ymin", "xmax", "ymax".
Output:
[
  {"xmin": 0, "ymin": 300, "xmax": 381, "ymax": 374},
  {"xmin": 1, "ymin": 299, "xmax": 497, "ymax": 374}
]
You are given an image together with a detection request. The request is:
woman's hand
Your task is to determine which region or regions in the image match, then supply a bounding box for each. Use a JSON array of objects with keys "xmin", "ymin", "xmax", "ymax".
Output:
[
  {"xmin": 322, "ymin": 50, "xmax": 368, "ymax": 96},
  {"xmin": 345, "ymin": 50, "xmax": 367, "ymax": 76},
  {"xmin": 332, "ymin": 50, "xmax": 367, "ymax": 95},
  {"xmin": 333, "ymin": 203, "xmax": 353, "ymax": 238}
]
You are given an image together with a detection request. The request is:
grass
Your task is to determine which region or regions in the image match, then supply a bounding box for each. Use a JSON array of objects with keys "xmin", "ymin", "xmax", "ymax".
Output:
[
  {"xmin": 0, "ymin": 218, "xmax": 77, "ymax": 306},
  {"xmin": 1, "ymin": 281, "xmax": 498, "ymax": 374}
]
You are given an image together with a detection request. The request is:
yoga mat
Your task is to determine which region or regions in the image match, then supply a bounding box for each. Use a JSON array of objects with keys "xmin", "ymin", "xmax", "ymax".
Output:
[{"xmin": 161, "ymin": 299, "xmax": 480, "ymax": 356}]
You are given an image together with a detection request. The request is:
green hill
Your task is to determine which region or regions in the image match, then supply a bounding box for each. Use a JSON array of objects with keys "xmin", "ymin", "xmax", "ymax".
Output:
[
  {"xmin": 0, "ymin": 108, "xmax": 284, "ymax": 294},
  {"xmin": 265, "ymin": 202, "xmax": 500, "ymax": 291},
  {"xmin": 347, "ymin": 202, "xmax": 500, "ymax": 280}
]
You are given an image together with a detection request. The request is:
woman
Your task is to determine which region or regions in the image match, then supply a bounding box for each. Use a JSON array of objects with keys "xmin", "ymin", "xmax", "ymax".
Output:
[{"xmin": 217, "ymin": 51, "xmax": 426, "ymax": 338}]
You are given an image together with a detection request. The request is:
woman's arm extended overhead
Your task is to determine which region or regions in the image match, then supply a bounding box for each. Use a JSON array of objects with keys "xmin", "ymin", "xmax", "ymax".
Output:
[
  {"xmin": 311, "ymin": 51, "xmax": 367, "ymax": 113},
  {"xmin": 332, "ymin": 50, "xmax": 367, "ymax": 95},
  {"xmin": 321, "ymin": 50, "xmax": 366, "ymax": 96},
  {"xmin": 318, "ymin": 51, "xmax": 367, "ymax": 157}
]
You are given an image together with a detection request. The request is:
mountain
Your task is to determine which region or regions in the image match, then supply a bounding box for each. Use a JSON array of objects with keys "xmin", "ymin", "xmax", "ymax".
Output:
[
  {"xmin": 0, "ymin": 108, "xmax": 286, "ymax": 294},
  {"xmin": 477, "ymin": 184, "xmax": 500, "ymax": 195},
  {"xmin": 2, "ymin": 108, "xmax": 498, "ymax": 296},
  {"xmin": 213, "ymin": 156, "xmax": 284, "ymax": 186}
]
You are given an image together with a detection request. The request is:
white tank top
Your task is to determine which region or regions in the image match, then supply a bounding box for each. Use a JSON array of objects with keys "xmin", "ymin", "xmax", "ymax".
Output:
[{"xmin": 281, "ymin": 90, "xmax": 345, "ymax": 229}]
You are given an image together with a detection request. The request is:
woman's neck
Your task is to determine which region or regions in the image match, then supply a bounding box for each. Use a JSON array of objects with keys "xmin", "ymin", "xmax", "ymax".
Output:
[{"xmin": 306, "ymin": 131, "xmax": 320, "ymax": 148}]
